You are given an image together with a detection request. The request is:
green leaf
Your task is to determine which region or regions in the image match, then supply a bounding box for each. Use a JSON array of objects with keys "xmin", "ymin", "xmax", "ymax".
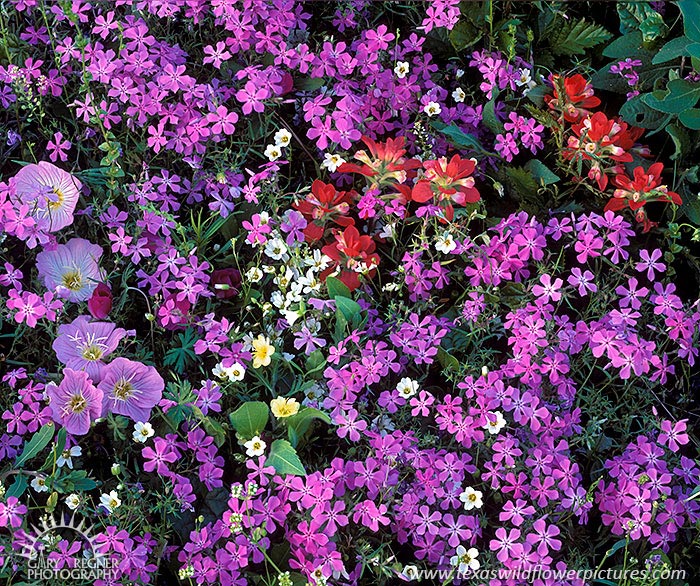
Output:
[
  {"xmin": 286, "ymin": 407, "xmax": 332, "ymax": 447},
  {"xmin": 689, "ymin": 43, "xmax": 700, "ymax": 59},
  {"xmin": 306, "ymin": 350, "xmax": 327, "ymax": 377},
  {"xmin": 15, "ymin": 423, "xmax": 55, "ymax": 468},
  {"xmin": 603, "ymin": 31, "xmax": 655, "ymax": 60},
  {"xmin": 593, "ymin": 60, "xmax": 668, "ymax": 93},
  {"xmin": 505, "ymin": 166, "xmax": 539, "ymax": 198},
  {"xmin": 295, "ymin": 76, "xmax": 325, "ymax": 91},
  {"xmin": 666, "ymin": 123, "xmax": 690, "ymax": 161},
  {"xmin": 652, "ymin": 36, "xmax": 694, "ymax": 64},
  {"xmin": 335, "ymin": 296, "xmax": 362, "ymax": 323},
  {"xmin": 679, "ymin": 182, "xmax": 700, "ymax": 223},
  {"xmin": 679, "ymin": 107, "xmax": 700, "ymax": 129},
  {"xmin": 326, "ymin": 276, "xmax": 351, "ymax": 300},
  {"xmin": 437, "ymin": 347, "xmax": 460, "ymax": 372},
  {"xmin": 550, "ymin": 18, "xmax": 612, "ymax": 56},
  {"xmin": 619, "ymin": 94, "xmax": 673, "ymax": 129},
  {"xmin": 432, "ymin": 122, "xmax": 487, "ymax": 153},
  {"xmin": 524, "ymin": 160, "xmax": 560, "ymax": 185},
  {"xmin": 524, "ymin": 85, "xmax": 549, "ymax": 108},
  {"xmin": 482, "ymin": 97, "xmax": 504, "ymax": 134},
  {"xmin": 449, "ymin": 19, "xmax": 482, "ymax": 51},
  {"xmin": 228, "ymin": 401, "xmax": 269, "ymax": 439},
  {"xmin": 679, "ymin": 0, "xmax": 700, "ymax": 43},
  {"xmin": 6, "ymin": 474, "xmax": 28, "ymax": 498},
  {"xmin": 266, "ymin": 439, "xmax": 306, "ymax": 476},
  {"xmin": 643, "ymin": 79, "xmax": 700, "ymax": 114},
  {"xmin": 617, "ymin": 2, "xmax": 668, "ymax": 42}
]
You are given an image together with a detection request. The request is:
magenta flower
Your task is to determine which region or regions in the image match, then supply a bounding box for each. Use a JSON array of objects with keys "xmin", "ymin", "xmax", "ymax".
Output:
[
  {"xmin": 52, "ymin": 316, "xmax": 126, "ymax": 382},
  {"xmin": 98, "ymin": 357, "xmax": 164, "ymax": 422},
  {"xmin": 36, "ymin": 238, "xmax": 105, "ymax": 302},
  {"xmin": 46, "ymin": 368, "xmax": 103, "ymax": 435},
  {"xmin": 13, "ymin": 161, "xmax": 81, "ymax": 232},
  {"xmin": 46, "ymin": 131, "xmax": 72, "ymax": 162},
  {"xmin": 0, "ymin": 496, "xmax": 27, "ymax": 529}
]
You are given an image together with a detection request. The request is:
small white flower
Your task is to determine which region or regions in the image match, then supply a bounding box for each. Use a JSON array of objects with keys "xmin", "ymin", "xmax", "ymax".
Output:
[
  {"xmin": 515, "ymin": 68, "xmax": 532, "ymax": 87},
  {"xmin": 56, "ymin": 445, "xmax": 82, "ymax": 469},
  {"xmin": 382, "ymin": 282, "xmax": 400, "ymax": 292},
  {"xmin": 264, "ymin": 144, "xmax": 282, "ymax": 162},
  {"xmin": 452, "ymin": 87, "xmax": 466, "ymax": 103},
  {"xmin": 31, "ymin": 476, "xmax": 49, "ymax": 493},
  {"xmin": 244, "ymin": 435, "xmax": 266, "ymax": 458},
  {"xmin": 459, "ymin": 486, "xmax": 484, "ymax": 510},
  {"xmin": 264, "ymin": 238, "xmax": 289, "ymax": 261},
  {"xmin": 396, "ymin": 377, "xmax": 419, "ymax": 398},
  {"xmin": 100, "ymin": 490, "xmax": 122, "ymax": 513},
  {"xmin": 484, "ymin": 410, "xmax": 507, "ymax": 435},
  {"xmin": 111, "ymin": 462, "xmax": 121, "ymax": 475},
  {"xmin": 401, "ymin": 564, "xmax": 420, "ymax": 581},
  {"xmin": 455, "ymin": 68, "xmax": 465, "ymax": 79},
  {"xmin": 246, "ymin": 266, "xmax": 263, "ymax": 283},
  {"xmin": 320, "ymin": 153, "xmax": 346, "ymax": 173},
  {"xmin": 450, "ymin": 545, "xmax": 480, "ymax": 574},
  {"xmin": 379, "ymin": 222, "xmax": 396, "ymax": 239},
  {"xmin": 133, "ymin": 421, "xmax": 155, "ymax": 443},
  {"xmin": 65, "ymin": 493, "xmax": 81, "ymax": 510},
  {"xmin": 225, "ymin": 362, "xmax": 246, "ymax": 382},
  {"xmin": 423, "ymin": 101, "xmax": 442, "ymax": 117},
  {"xmin": 273, "ymin": 128, "xmax": 292, "ymax": 148},
  {"xmin": 394, "ymin": 61, "xmax": 410, "ymax": 79},
  {"xmin": 435, "ymin": 231, "xmax": 457, "ymax": 254}
]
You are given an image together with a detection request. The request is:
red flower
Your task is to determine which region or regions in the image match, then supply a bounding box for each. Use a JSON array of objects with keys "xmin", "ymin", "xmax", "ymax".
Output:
[
  {"xmin": 544, "ymin": 74, "xmax": 601, "ymax": 123},
  {"xmin": 565, "ymin": 112, "xmax": 642, "ymax": 190},
  {"xmin": 293, "ymin": 180, "xmax": 355, "ymax": 242},
  {"xmin": 87, "ymin": 282, "xmax": 112, "ymax": 319},
  {"xmin": 338, "ymin": 135, "xmax": 421, "ymax": 188},
  {"xmin": 321, "ymin": 225, "xmax": 379, "ymax": 291},
  {"xmin": 412, "ymin": 155, "xmax": 480, "ymax": 220},
  {"xmin": 605, "ymin": 163, "xmax": 681, "ymax": 232}
]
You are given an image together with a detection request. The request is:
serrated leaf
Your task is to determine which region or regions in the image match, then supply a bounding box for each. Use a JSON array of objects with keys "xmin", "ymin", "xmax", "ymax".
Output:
[
  {"xmin": 643, "ymin": 79, "xmax": 700, "ymax": 114},
  {"xmin": 524, "ymin": 160, "xmax": 560, "ymax": 185},
  {"xmin": 266, "ymin": 439, "xmax": 306, "ymax": 476},
  {"xmin": 551, "ymin": 18, "xmax": 612, "ymax": 56},
  {"xmin": 505, "ymin": 166, "xmax": 539, "ymax": 198},
  {"xmin": 15, "ymin": 423, "xmax": 55, "ymax": 468},
  {"xmin": 229, "ymin": 401, "xmax": 269, "ymax": 439}
]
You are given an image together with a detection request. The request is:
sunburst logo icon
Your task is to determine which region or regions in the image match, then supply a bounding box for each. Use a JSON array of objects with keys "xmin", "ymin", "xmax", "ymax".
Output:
[
  {"xmin": 17, "ymin": 511, "xmax": 103, "ymax": 563},
  {"xmin": 15, "ymin": 511, "xmax": 117, "ymax": 583}
]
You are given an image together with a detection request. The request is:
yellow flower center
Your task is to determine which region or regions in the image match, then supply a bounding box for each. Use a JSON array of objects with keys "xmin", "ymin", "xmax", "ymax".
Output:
[
  {"xmin": 82, "ymin": 346, "xmax": 103, "ymax": 361},
  {"xmin": 62, "ymin": 270, "xmax": 83, "ymax": 291},
  {"xmin": 48, "ymin": 188, "xmax": 65, "ymax": 210},
  {"xmin": 68, "ymin": 394, "xmax": 88, "ymax": 414},
  {"xmin": 113, "ymin": 378, "xmax": 134, "ymax": 400},
  {"xmin": 468, "ymin": 493, "xmax": 477, "ymax": 502}
]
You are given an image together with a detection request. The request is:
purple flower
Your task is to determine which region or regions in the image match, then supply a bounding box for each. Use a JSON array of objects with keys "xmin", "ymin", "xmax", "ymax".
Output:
[
  {"xmin": 46, "ymin": 368, "xmax": 103, "ymax": 435},
  {"xmin": 52, "ymin": 316, "xmax": 126, "ymax": 382},
  {"xmin": 14, "ymin": 161, "xmax": 81, "ymax": 232},
  {"xmin": 36, "ymin": 238, "xmax": 105, "ymax": 302},
  {"xmin": 98, "ymin": 357, "xmax": 164, "ymax": 422}
]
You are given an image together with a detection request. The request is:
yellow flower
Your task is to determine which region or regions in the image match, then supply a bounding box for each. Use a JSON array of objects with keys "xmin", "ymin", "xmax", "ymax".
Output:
[
  {"xmin": 251, "ymin": 335, "xmax": 275, "ymax": 368},
  {"xmin": 270, "ymin": 397, "xmax": 300, "ymax": 418}
]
